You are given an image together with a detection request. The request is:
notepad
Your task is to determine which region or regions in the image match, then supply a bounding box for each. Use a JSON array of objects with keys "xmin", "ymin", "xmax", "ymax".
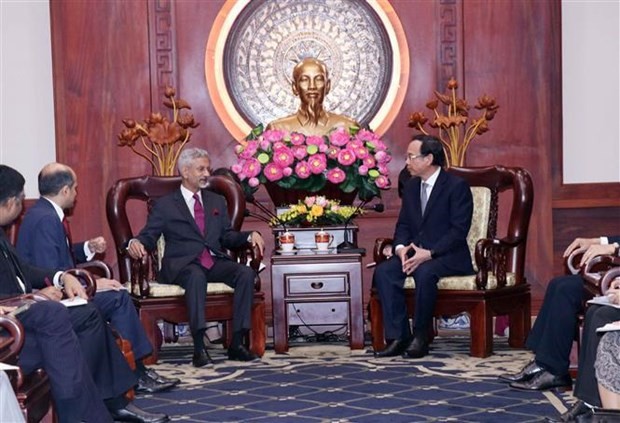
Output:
[
  {"xmin": 60, "ymin": 297, "xmax": 88, "ymax": 308},
  {"xmin": 596, "ymin": 321, "xmax": 620, "ymax": 333},
  {"xmin": 587, "ymin": 295, "xmax": 620, "ymax": 309}
]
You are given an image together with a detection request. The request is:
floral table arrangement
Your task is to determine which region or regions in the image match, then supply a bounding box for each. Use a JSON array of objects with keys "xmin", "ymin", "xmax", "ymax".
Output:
[
  {"xmin": 408, "ymin": 78, "xmax": 499, "ymax": 167},
  {"xmin": 231, "ymin": 125, "xmax": 392, "ymax": 205},
  {"xmin": 273, "ymin": 195, "xmax": 361, "ymax": 228},
  {"xmin": 117, "ymin": 87, "xmax": 199, "ymax": 175}
]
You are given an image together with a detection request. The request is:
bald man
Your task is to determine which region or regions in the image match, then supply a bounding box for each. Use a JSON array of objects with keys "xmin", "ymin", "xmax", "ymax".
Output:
[{"xmin": 17, "ymin": 163, "xmax": 179, "ymax": 395}]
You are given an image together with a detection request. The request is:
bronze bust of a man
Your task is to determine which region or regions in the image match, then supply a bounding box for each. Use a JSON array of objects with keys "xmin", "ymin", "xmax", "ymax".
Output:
[{"xmin": 267, "ymin": 58, "xmax": 359, "ymax": 136}]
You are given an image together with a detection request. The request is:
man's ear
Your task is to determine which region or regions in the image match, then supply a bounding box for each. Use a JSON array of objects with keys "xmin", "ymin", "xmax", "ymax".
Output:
[
  {"xmin": 292, "ymin": 81, "xmax": 299, "ymax": 96},
  {"xmin": 325, "ymin": 79, "xmax": 331, "ymax": 95}
]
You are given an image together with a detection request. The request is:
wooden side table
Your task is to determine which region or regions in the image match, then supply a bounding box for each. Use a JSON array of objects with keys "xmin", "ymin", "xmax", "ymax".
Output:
[{"xmin": 271, "ymin": 252, "xmax": 364, "ymax": 353}]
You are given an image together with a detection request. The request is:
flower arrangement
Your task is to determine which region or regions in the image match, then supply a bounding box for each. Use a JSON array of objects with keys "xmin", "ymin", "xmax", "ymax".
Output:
[
  {"xmin": 273, "ymin": 196, "xmax": 361, "ymax": 227},
  {"xmin": 117, "ymin": 87, "xmax": 199, "ymax": 176},
  {"xmin": 232, "ymin": 125, "xmax": 391, "ymax": 201},
  {"xmin": 408, "ymin": 78, "xmax": 499, "ymax": 166}
]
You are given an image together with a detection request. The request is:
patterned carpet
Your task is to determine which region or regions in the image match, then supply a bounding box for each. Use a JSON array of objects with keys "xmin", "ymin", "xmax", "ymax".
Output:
[{"xmin": 133, "ymin": 336, "xmax": 575, "ymax": 422}]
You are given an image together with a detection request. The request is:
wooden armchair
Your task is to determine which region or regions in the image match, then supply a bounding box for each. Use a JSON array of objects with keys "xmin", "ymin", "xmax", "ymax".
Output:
[
  {"xmin": 106, "ymin": 175, "xmax": 266, "ymax": 363},
  {"xmin": 369, "ymin": 165, "xmax": 533, "ymax": 358},
  {"xmin": 0, "ymin": 299, "xmax": 53, "ymax": 423}
]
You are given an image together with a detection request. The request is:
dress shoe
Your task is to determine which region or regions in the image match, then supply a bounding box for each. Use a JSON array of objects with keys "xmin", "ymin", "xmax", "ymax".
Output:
[
  {"xmin": 227, "ymin": 344, "xmax": 260, "ymax": 362},
  {"xmin": 404, "ymin": 336, "xmax": 429, "ymax": 359},
  {"xmin": 192, "ymin": 349, "xmax": 214, "ymax": 368},
  {"xmin": 135, "ymin": 372, "xmax": 176, "ymax": 394},
  {"xmin": 144, "ymin": 368, "xmax": 181, "ymax": 386},
  {"xmin": 510, "ymin": 369, "xmax": 572, "ymax": 391},
  {"xmin": 109, "ymin": 403, "xmax": 169, "ymax": 423},
  {"xmin": 545, "ymin": 401, "xmax": 593, "ymax": 422},
  {"xmin": 374, "ymin": 339, "xmax": 409, "ymax": 358},
  {"xmin": 498, "ymin": 360, "xmax": 544, "ymax": 383}
]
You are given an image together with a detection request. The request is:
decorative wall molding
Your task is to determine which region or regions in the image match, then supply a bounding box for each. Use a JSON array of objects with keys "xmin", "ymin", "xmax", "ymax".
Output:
[
  {"xmin": 148, "ymin": 0, "xmax": 178, "ymax": 106},
  {"xmin": 437, "ymin": 0, "xmax": 463, "ymax": 92}
]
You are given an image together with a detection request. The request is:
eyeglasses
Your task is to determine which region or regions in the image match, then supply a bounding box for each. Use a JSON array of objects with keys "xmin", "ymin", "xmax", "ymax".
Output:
[{"xmin": 406, "ymin": 153, "xmax": 426, "ymax": 161}]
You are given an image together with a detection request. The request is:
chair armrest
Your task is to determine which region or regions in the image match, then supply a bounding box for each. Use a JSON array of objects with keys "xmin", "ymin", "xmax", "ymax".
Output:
[
  {"xmin": 63, "ymin": 268, "xmax": 97, "ymax": 299},
  {"xmin": 601, "ymin": 266, "xmax": 620, "ymax": 294},
  {"xmin": 0, "ymin": 314, "xmax": 24, "ymax": 362},
  {"xmin": 565, "ymin": 247, "xmax": 586, "ymax": 275},
  {"xmin": 373, "ymin": 238, "xmax": 394, "ymax": 264},
  {"xmin": 474, "ymin": 237, "xmax": 519, "ymax": 289},
  {"xmin": 77, "ymin": 260, "xmax": 113, "ymax": 279},
  {"xmin": 582, "ymin": 255, "xmax": 620, "ymax": 295}
]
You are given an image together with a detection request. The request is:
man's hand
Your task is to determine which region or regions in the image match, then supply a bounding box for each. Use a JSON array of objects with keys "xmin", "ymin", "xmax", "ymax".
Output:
[
  {"xmin": 96, "ymin": 278, "xmax": 124, "ymax": 291},
  {"xmin": 398, "ymin": 244, "xmax": 432, "ymax": 275},
  {"xmin": 61, "ymin": 273, "xmax": 88, "ymax": 300},
  {"xmin": 579, "ymin": 243, "xmax": 616, "ymax": 267},
  {"xmin": 607, "ymin": 287, "xmax": 620, "ymax": 305},
  {"xmin": 0, "ymin": 305, "xmax": 17, "ymax": 316},
  {"xmin": 38, "ymin": 286, "xmax": 64, "ymax": 302},
  {"xmin": 127, "ymin": 239, "xmax": 147, "ymax": 259},
  {"xmin": 250, "ymin": 232, "xmax": 265, "ymax": 255},
  {"xmin": 563, "ymin": 237, "xmax": 600, "ymax": 258},
  {"xmin": 87, "ymin": 236, "xmax": 107, "ymax": 254}
]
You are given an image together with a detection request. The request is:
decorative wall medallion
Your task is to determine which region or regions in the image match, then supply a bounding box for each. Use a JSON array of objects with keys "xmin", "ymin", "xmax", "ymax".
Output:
[{"xmin": 206, "ymin": 0, "xmax": 409, "ymax": 139}]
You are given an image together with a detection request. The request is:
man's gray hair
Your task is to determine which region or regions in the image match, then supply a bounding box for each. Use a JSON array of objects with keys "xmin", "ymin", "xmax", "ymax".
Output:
[{"xmin": 177, "ymin": 147, "xmax": 210, "ymax": 172}]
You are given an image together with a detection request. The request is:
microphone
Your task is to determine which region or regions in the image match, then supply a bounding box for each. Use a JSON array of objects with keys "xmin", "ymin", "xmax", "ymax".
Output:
[
  {"xmin": 245, "ymin": 192, "xmax": 288, "ymax": 231},
  {"xmin": 336, "ymin": 200, "xmax": 384, "ymax": 254}
]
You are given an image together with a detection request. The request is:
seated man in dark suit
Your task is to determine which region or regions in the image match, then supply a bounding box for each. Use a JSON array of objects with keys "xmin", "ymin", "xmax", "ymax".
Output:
[
  {"xmin": 127, "ymin": 147, "xmax": 265, "ymax": 367},
  {"xmin": 16, "ymin": 162, "xmax": 179, "ymax": 394},
  {"xmin": 373, "ymin": 134, "xmax": 474, "ymax": 359},
  {"xmin": 498, "ymin": 236, "xmax": 620, "ymax": 420},
  {"xmin": 0, "ymin": 164, "xmax": 169, "ymax": 423}
]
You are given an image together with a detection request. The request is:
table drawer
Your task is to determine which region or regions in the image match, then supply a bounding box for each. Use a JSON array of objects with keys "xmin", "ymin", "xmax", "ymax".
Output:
[
  {"xmin": 286, "ymin": 274, "xmax": 348, "ymax": 296},
  {"xmin": 287, "ymin": 301, "xmax": 349, "ymax": 326}
]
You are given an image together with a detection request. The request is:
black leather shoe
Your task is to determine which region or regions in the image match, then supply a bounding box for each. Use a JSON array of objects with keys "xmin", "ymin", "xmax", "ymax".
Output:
[
  {"xmin": 227, "ymin": 345, "xmax": 260, "ymax": 362},
  {"xmin": 545, "ymin": 401, "xmax": 593, "ymax": 422},
  {"xmin": 374, "ymin": 339, "xmax": 409, "ymax": 358},
  {"xmin": 404, "ymin": 336, "xmax": 429, "ymax": 359},
  {"xmin": 109, "ymin": 403, "xmax": 169, "ymax": 423},
  {"xmin": 192, "ymin": 349, "xmax": 214, "ymax": 368},
  {"xmin": 510, "ymin": 370, "xmax": 572, "ymax": 391},
  {"xmin": 498, "ymin": 360, "xmax": 544, "ymax": 383},
  {"xmin": 144, "ymin": 368, "xmax": 181, "ymax": 386},
  {"xmin": 135, "ymin": 373, "xmax": 176, "ymax": 394}
]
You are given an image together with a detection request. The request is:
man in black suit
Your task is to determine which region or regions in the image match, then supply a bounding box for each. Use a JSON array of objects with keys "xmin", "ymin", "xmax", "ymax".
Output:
[
  {"xmin": 0, "ymin": 164, "xmax": 169, "ymax": 423},
  {"xmin": 373, "ymin": 134, "xmax": 474, "ymax": 359},
  {"xmin": 127, "ymin": 147, "xmax": 265, "ymax": 367}
]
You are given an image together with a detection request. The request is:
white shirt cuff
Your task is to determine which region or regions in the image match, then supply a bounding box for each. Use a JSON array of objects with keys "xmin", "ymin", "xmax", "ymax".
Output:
[
  {"xmin": 83, "ymin": 243, "xmax": 95, "ymax": 261},
  {"xmin": 53, "ymin": 271, "xmax": 65, "ymax": 288},
  {"xmin": 601, "ymin": 237, "xmax": 609, "ymax": 245}
]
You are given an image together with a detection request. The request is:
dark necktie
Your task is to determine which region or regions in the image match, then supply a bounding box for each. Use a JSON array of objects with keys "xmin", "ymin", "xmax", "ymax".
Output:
[
  {"xmin": 62, "ymin": 216, "xmax": 77, "ymax": 266},
  {"xmin": 0, "ymin": 238, "xmax": 27, "ymax": 293},
  {"xmin": 193, "ymin": 193, "xmax": 214, "ymax": 269},
  {"xmin": 420, "ymin": 182, "xmax": 429, "ymax": 215}
]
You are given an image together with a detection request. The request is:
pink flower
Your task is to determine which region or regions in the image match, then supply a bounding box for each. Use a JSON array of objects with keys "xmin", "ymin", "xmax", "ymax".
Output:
[
  {"xmin": 264, "ymin": 163, "xmax": 283, "ymax": 181},
  {"xmin": 375, "ymin": 150, "xmax": 390, "ymax": 164},
  {"xmin": 326, "ymin": 146, "xmax": 340, "ymax": 159},
  {"xmin": 329, "ymin": 128, "xmax": 350, "ymax": 147},
  {"xmin": 242, "ymin": 158, "xmax": 262, "ymax": 178},
  {"xmin": 294, "ymin": 161, "xmax": 312, "ymax": 179},
  {"xmin": 363, "ymin": 156, "xmax": 376, "ymax": 168},
  {"xmin": 292, "ymin": 145, "xmax": 308, "ymax": 160},
  {"xmin": 337, "ymin": 148, "xmax": 356, "ymax": 166},
  {"xmin": 290, "ymin": 132, "xmax": 305, "ymax": 145},
  {"xmin": 375, "ymin": 175, "xmax": 390, "ymax": 189},
  {"xmin": 378, "ymin": 164, "xmax": 389, "ymax": 175},
  {"xmin": 259, "ymin": 140, "xmax": 271, "ymax": 150},
  {"xmin": 304, "ymin": 196, "xmax": 316, "ymax": 207},
  {"xmin": 318, "ymin": 144, "xmax": 328, "ymax": 153},
  {"xmin": 231, "ymin": 163, "xmax": 243, "ymax": 174},
  {"xmin": 282, "ymin": 167, "xmax": 293, "ymax": 177},
  {"xmin": 238, "ymin": 141, "xmax": 258, "ymax": 159},
  {"xmin": 306, "ymin": 135, "xmax": 325, "ymax": 147},
  {"xmin": 273, "ymin": 141, "xmax": 286, "ymax": 150},
  {"xmin": 272, "ymin": 147, "xmax": 294, "ymax": 168},
  {"xmin": 308, "ymin": 154, "xmax": 327, "ymax": 174},
  {"xmin": 352, "ymin": 145, "xmax": 369, "ymax": 159},
  {"xmin": 262, "ymin": 129, "xmax": 286, "ymax": 142},
  {"xmin": 355, "ymin": 129, "xmax": 378, "ymax": 142},
  {"xmin": 248, "ymin": 177, "xmax": 260, "ymax": 187},
  {"xmin": 358, "ymin": 165, "xmax": 369, "ymax": 176},
  {"xmin": 315, "ymin": 196, "xmax": 328, "ymax": 207},
  {"xmin": 326, "ymin": 168, "xmax": 346, "ymax": 184},
  {"xmin": 349, "ymin": 140, "xmax": 364, "ymax": 150}
]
